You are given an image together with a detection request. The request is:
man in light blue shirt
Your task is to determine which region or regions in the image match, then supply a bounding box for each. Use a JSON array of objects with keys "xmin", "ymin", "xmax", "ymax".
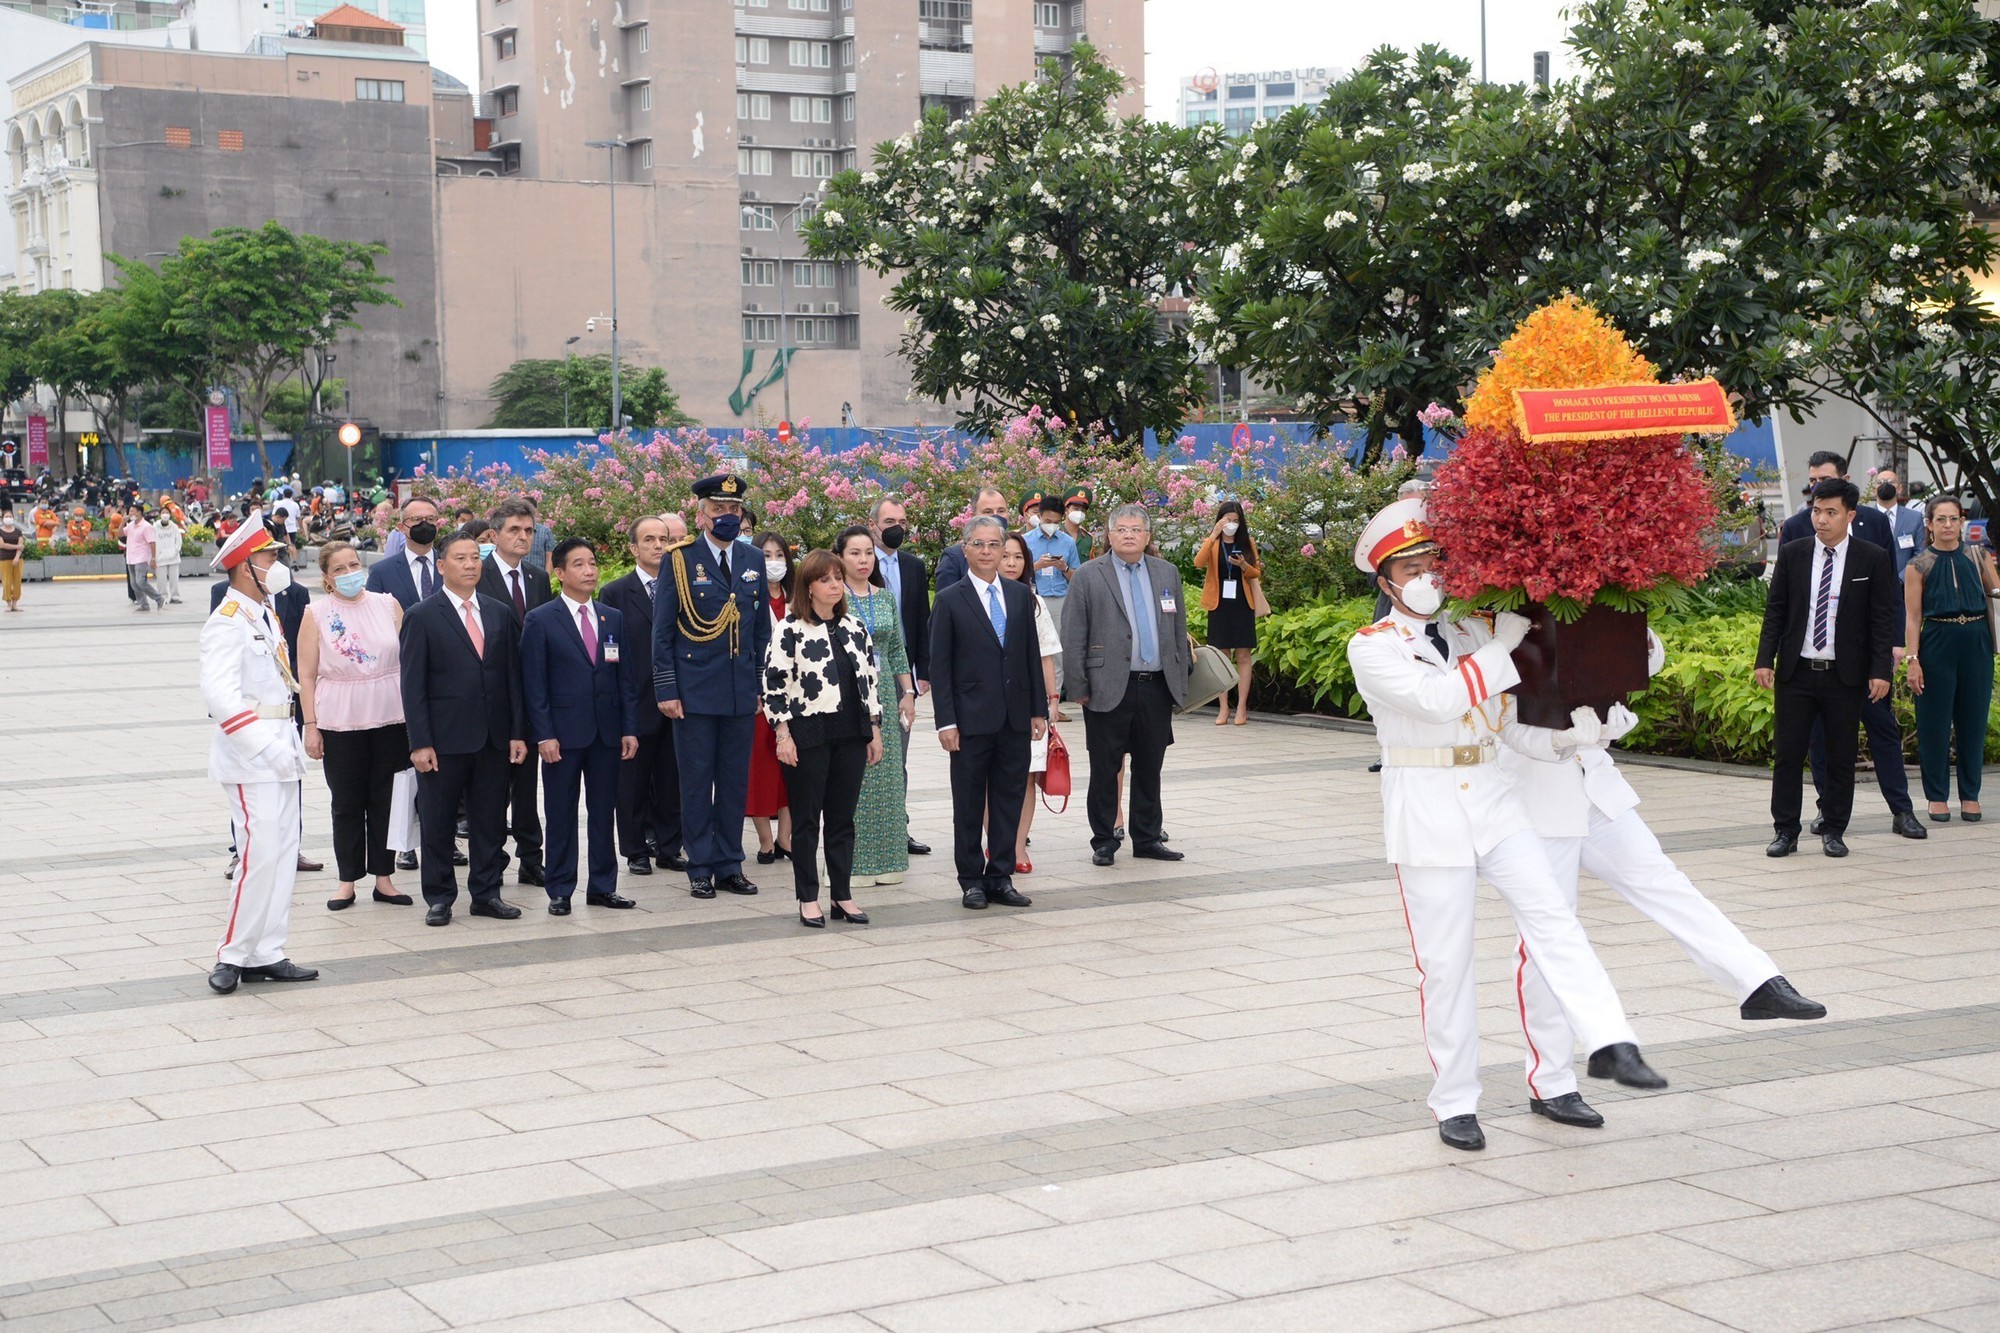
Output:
[{"xmin": 1022, "ymin": 492, "xmax": 1080, "ymax": 706}]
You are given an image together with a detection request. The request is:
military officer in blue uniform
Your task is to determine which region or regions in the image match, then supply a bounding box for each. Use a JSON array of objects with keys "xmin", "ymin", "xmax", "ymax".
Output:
[{"xmin": 653, "ymin": 473, "xmax": 771, "ymax": 898}]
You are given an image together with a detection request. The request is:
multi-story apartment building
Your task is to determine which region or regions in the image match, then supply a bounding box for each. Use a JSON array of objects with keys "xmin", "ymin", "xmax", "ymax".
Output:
[
  {"xmin": 1176, "ymin": 66, "xmax": 1337, "ymax": 136},
  {"xmin": 180, "ymin": 0, "xmax": 430, "ymax": 57}
]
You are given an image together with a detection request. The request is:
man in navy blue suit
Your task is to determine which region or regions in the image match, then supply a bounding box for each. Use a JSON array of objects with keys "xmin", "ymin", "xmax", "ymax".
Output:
[
  {"xmin": 522, "ymin": 538, "xmax": 641, "ymax": 915},
  {"xmin": 932, "ymin": 485, "xmax": 1009, "ymax": 595},
  {"xmin": 1778, "ymin": 451, "xmax": 1927, "ymax": 842},
  {"xmin": 363, "ymin": 497, "xmax": 443, "ymax": 609}
]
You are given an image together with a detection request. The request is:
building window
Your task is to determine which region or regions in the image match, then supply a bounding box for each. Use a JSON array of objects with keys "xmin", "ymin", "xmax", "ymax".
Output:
[
  {"xmin": 841, "ymin": 95, "xmax": 853, "ymax": 121},
  {"xmin": 743, "ymin": 315, "xmax": 777, "ymax": 341},
  {"xmin": 737, "ymin": 35, "xmax": 770, "ymax": 64},
  {"xmin": 787, "ymin": 0, "xmax": 828, "ymax": 10},
  {"xmin": 790, "ymin": 150, "xmax": 833, "ymax": 178},
  {"xmin": 217, "ymin": 129, "xmax": 245, "ymax": 151},
  {"xmin": 1223, "ymin": 106, "xmax": 1257, "ymax": 134},
  {"xmin": 741, "ymin": 259, "xmax": 776, "ymax": 285},
  {"xmin": 640, "ymin": 141, "xmax": 653, "ymax": 168},
  {"xmin": 737, "ymin": 92, "xmax": 771, "ymax": 120},
  {"xmin": 841, "ymin": 41, "xmax": 853, "ymax": 67},
  {"xmin": 1265, "ymin": 81, "xmax": 1295, "ymax": 97},
  {"xmin": 1226, "ymin": 84, "xmax": 1256, "ymax": 99},
  {"xmin": 638, "ymin": 26, "xmax": 648, "ymax": 50},
  {"xmin": 498, "ymin": 88, "xmax": 519, "ymax": 117},
  {"xmin": 741, "ymin": 204, "xmax": 775, "ymax": 230},
  {"xmin": 497, "ymin": 32, "xmax": 515, "ymax": 58},
  {"xmin": 790, "ymin": 96, "xmax": 831, "ymax": 123},
  {"xmin": 638, "ymin": 84, "xmax": 652, "ymax": 110},
  {"xmin": 739, "ymin": 146, "xmax": 772, "ymax": 175},
  {"xmin": 1185, "ymin": 108, "xmax": 1218, "ymax": 125},
  {"xmin": 1034, "ymin": 2, "xmax": 1061, "ymax": 25},
  {"xmin": 357, "ymin": 79, "xmax": 406, "ymax": 102},
  {"xmin": 787, "ymin": 40, "xmax": 830, "ymax": 67}
]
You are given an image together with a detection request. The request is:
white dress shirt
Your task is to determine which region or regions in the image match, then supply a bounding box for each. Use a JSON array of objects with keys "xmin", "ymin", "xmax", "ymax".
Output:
[
  {"xmin": 1799, "ymin": 534, "xmax": 1849, "ymax": 662},
  {"xmin": 561, "ymin": 591, "xmax": 598, "ymax": 642}
]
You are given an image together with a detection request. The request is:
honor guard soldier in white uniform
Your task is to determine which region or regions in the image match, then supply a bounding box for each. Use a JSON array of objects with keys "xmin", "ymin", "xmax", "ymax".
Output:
[
  {"xmin": 1346, "ymin": 498, "xmax": 1664, "ymax": 1150},
  {"xmin": 1502, "ymin": 642, "xmax": 1826, "ymax": 1123},
  {"xmin": 200, "ymin": 520, "xmax": 318, "ymax": 995}
]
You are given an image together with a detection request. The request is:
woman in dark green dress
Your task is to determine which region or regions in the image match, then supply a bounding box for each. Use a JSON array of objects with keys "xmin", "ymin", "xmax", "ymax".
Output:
[
  {"xmin": 835, "ymin": 526, "xmax": 915, "ymax": 885},
  {"xmin": 1903, "ymin": 494, "xmax": 2000, "ymax": 821}
]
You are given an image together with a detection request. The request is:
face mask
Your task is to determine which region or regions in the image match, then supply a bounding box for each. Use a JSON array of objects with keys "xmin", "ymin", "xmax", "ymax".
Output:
[
  {"xmin": 1067, "ymin": 509, "xmax": 1086, "ymax": 525},
  {"xmin": 764, "ymin": 558, "xmax": 787, "ymax": 580},
  {"xmin": 709, "ymin": 513, "xmax": 743, "ymax": 543},
  {"xmin": 478, "ymin": 542, "xmax": 496, "ymax": 560},
  {"xmin": 1222, "ymin": 521, "xmax": 1240, "ymax": 537},
  {"xmin": 1040, "ymin": 519, "xmax": 1058, "ymax": 537},
  {"xmin": 878, "ymin": 524, "xmax": 906, "ymax": 550},
  {"xmin": 255, "ymin": 559, "xmax": 293, "ymax": 597},
  {"xmin": 1877, "ymin": 483, "xmax": 1897, "ymax": 503},
  {"xmin": 408, "ymin": 520, "xmax": 438, "ymax": 546},
  {"xmin": 333, "ymin": 570, "xmax": 367, "ymax": 598},
  {"xmin": 1390, "ymin": 571, "xmax": 1443, "ymax": 617}
]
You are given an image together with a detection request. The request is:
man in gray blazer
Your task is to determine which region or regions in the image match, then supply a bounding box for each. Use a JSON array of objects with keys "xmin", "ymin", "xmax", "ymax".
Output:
[
  {"xmin": 1059, "ymin": 503, "xmax": 1193, "ymax": 866},
  {"xmin": 1873, "ymin": 471, "xmax": 1925, "ymax": 576}
]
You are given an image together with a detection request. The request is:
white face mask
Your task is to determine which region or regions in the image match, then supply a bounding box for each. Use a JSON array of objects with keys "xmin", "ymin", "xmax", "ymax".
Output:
[
  {"xmin": 1066, "ymin": 509, "xmax": 1085, "ymax": 525},
  {"xmin": 1039, "ymin": 520, "xmax": 1058, "ymax": 537},
  {"xmin": 1390, "ymin": 571, "xmax": 1442, "ymax": 617},
  {"xmin": 1222, "ymin": 521, "xmax": 1240, "ymax": 538},
  {"xmin": 255, "ymin": 558, "xmax": 293, "ymax": 597},
  {"xmin": 764, "ymin": 558, "xmax": 786, "ymax": 580}
]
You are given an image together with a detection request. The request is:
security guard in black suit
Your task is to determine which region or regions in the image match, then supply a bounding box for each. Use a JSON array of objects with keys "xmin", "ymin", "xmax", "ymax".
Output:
[{"xmin": 652, "ymin": 474, "xmax": 771, "ymax": 898}]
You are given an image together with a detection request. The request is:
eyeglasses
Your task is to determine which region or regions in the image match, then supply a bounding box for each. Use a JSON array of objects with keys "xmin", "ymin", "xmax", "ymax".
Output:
[{"xmin": 964, "ymin": 540, "xmax": 1003, "ymax": 552}]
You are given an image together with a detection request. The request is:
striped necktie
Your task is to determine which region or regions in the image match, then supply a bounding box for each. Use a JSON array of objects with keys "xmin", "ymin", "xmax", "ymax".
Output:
[{"xmin": 1812, "ymin": 545, "xmax": 1835, "ymax": 651}]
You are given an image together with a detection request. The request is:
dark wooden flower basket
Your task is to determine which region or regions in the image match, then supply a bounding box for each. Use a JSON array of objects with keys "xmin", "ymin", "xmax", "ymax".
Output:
[{"xmin": 1509, "ymin": 602, "xmax": 1650, "ymax": 728}]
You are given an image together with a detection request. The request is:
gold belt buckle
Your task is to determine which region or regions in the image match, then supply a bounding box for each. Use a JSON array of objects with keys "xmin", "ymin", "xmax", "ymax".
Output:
[{"xmin": 1452, "ymin": 744, "xmax": 1482, "ymax": 766}]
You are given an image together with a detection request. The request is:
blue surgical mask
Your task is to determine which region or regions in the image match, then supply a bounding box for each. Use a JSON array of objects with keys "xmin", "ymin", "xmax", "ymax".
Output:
[
  {"xmin": 709, "ymin": 513, "xmax": 743, "ymax": 543},
  {"xmin": 478, "ymin": 542, "xmax": 496, "ymax": 560},
  {"xmin": 333, "ymin": 570, "xmax": 367, "ymax": 598}
]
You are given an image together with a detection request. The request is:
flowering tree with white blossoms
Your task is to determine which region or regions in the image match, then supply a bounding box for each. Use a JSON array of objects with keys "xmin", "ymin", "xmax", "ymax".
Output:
[{"xmin": 802, "ymin": 47, "xmax": 1220, "ymax": 448}]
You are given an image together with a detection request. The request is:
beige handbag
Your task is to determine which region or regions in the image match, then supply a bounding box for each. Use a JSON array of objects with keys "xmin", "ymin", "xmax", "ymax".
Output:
[{"xmin": 1181, "ymin": 644, "xmax": 1237, "ymax": 713}]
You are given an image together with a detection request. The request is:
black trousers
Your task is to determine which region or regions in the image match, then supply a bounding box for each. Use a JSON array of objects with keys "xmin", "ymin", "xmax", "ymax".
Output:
[
  {"xmin": 1773, "ymin": 665, "xmax": 1865, "ymax": 837},
  {"xmin": 1808, "ymin": 692, "xmax": 1913, "ymax": 816},
  {"xmin": 1085, "ymin": 674, "xmax": 1175, "ymax": 853},
  {"xmin": 949, "ymin": 729, "xmax": 1031, "ymax": 891},
  {"xmin": 785, "ymin": 736, "xmax": 869, "ymax": 902},
  {"xmin": 617, "ymin": 725, "xmax": 683, "ymax": 858},
  {"xmin": 320, "ymin": 722, "xmax": 408, "ymax": 882},
  {"xmin": 419, "ymin": 743, "xmax": 511, "ymax": 906},
  {"xmin": 504, "ymin": 752, "xmax": 543, "ymax": 868}
]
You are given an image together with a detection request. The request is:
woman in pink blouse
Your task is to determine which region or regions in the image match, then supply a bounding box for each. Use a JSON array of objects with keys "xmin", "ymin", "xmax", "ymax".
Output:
[{"xmin": 298, "ymin": 541, "xmax": 412, "ymax": 911}]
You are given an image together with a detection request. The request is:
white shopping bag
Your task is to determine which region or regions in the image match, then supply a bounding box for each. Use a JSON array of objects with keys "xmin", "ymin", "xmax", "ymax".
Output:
[{"xmin": 386, "ymin": 767, "xmax": 421, "ymax": 853}]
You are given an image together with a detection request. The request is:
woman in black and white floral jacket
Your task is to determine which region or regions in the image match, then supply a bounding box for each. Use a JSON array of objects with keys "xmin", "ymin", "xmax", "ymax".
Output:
[{"xmin": 763, "ymin": 548, "xmax": 884, "ymax": 926}]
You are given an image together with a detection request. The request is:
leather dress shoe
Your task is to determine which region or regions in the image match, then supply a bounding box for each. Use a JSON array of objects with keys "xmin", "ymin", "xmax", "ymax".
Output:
[
  {"xmin": 1741, "ymin": 975, "xmax": 1828, "ymax": 1021},
  {"xmin": 295, "ymin": 853, "xmax": 324, "ymax": 872},
  {"xmin": 987, "ymin": 884, "xmax": 1032, "ymax": 907},
  {"xmin": 908, "ymin": 837, "xmax": 931, "ymax": 856},
  {"xmin": 657, "ymin": 850, "xmax": 688, "ymax": 871},
  {"xmin": 1112, "ymin": 824, "xmax": 1127, "ymax": 845},
  {"xmin": 425, "ymin": 903, "xmax": 451, "ymax": 926},
  {"xmin": 626, "ymin": 855, "xmax": 653, "ymax": 876},
  {"xmin": 961, "ymin": 887, "xmax": 989, "ymax": 910},
  {"xmin": 451, "ymin": 847, "xmax": 469, "ymax": 866},
  {"xmin": 396, "ymin": 850, "xmax": 419, "ymax": 871},
  {"xmin": 1822, "ymin": 831, "xmax": 1849, "ymax": 857},
  {"xmin": 373, "ymin": 888, "xmax": 413, "ymax": 905},
  {"xmin": 1892, "ymin": 809, "xmax": 1929, "ymax": 839},
  {"xmin": 830, "ymin": 900, "xmax": 868, "ymax": 924},
  {"xmin": 327, "ymin": 893, "xmax": 355, "ymax": 912},
  {"xmin": 1438, "ymin": 1114, "xmax": 1485, "ymax": 1151},
  {"xmin": 1587, "ymin": 1042, "xmax": 1668, "ymax": 1089},
  {"xmin": 241, "ymin": 959, "xmax": 318, "ymax": 982},
  {"xmin": 1133, "ymin": 844, "xmax": 1184, "ymax": 862},
  {"xmin": 223, "ymin": 852, "xmax": 238, "ymax": 882},
  {"xmin": 548, "ymin": 899, "xmax": 572, "ymax": 916},
  {"xmin": 456, "ymin": 817, "xmax": 471, "ymax": 838},
  {"xmin": 1529, "ymin": 1092, "xmax": 1605, "ymax": 1128},
  {"xmin": 1092, "ymin": 849, "xmax": 1116, "ymax": 866},
  {"xmin": 208, "ymin": 962, "xmax": 240, "ymax": 994},
  {"xmin": 1810, "ymin": 816, "xmax": 1826, "ymax": 835},
  {"xmin": 690, "ymin": 876, "xmax": 717, "ymax": 899},
  {"xmin": 469, "ymin": 898, "xmax": 522, "ymax": 920},
  {"xmin": 1765, "ymin": 834, "xmax": 1798, "ymax": 858},
  {"xmin": 586, "ymin": 892, "xmax": 636, "ymax": 908},
  {"xmin": 517, "ymin": 863, "xmax": 547, "ymax": 887},
  {"xmin": 719, "ymin": 874, "xmax": 759, "ymax": 895}
]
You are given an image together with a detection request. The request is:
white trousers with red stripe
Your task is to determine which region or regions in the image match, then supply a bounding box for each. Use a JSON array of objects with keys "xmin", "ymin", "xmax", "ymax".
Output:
[
  {"xmin": 1395, "ymin": 831, "xmax": 1638, "ymax": 1120},
  {"xmin": 219, "ymin": 781, "xmax": 301, "ymax": 968},
  {"xmin": 1516, "ymin": 806, "xmax": 1778, "ymax": 1099}
]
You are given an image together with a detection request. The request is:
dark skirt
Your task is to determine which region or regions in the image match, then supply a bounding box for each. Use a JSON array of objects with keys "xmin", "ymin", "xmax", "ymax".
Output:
[{"xmin": 1208, "ymin": 592, "xmax": 1257, "ymax": 650}]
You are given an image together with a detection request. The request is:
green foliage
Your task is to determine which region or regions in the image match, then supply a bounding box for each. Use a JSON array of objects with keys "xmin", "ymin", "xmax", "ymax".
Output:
[
  {"xmin": 1252, "ymin": 595, "xmax": 1381, "ymax": 715},
  {"xmin": 804, "ymin": 46, "xmax": 1220, "ymax": 444},
  {"xmin": 263, "ymin": 379, "xmax": 347, "ymax": 440},
  {"xmin": 484, "ymin": 355, "xmax": 690, "ymax": 432}
]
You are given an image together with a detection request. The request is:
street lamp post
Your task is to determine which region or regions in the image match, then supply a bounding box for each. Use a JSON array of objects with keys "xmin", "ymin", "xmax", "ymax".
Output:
[
  {"xmin": 775, "ymin": 185, "xmax": 828, "ymax": 426},
  {"xmin": 585, "ymin": 138, "xmax": 627, "ymax": 433},
  {"xmin": 563, "ymin": 334, "xmax": 581, "ymax": 429}
]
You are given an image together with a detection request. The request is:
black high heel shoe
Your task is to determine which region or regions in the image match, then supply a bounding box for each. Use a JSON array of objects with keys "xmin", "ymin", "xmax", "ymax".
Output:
[
  {"xmin": 830, "ymin": 900, "xmax": 868, "ymax": 925},
  {"xmin": 757, "ymin": 848, "xmax": 781, "ymax": 865},
  {"xmin": 774, "ymin": 842, "xmax": 793, "ymax": 861},
  {"xmin": 798, "ymin": 904, "xmax": 826, "ymax": 929}
]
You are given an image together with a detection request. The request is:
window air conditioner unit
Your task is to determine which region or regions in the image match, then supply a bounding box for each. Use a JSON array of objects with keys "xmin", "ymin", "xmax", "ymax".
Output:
[
  {"xmin": 746, "ymin": 303, "xmax": 763, "ymax": 312},
  {"xmin": 742, "ymin": 135, "xmax": 756, "ymax": 144},
  {"xmin": 743, "ymin": 189, "xmax": 761, "ymax": 199},
  {"xmin": 822, "ymin": 302, "xmax": 840, "ymax": 313}
]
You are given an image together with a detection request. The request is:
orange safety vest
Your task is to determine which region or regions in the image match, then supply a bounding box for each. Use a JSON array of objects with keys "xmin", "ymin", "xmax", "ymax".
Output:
[{"xmin": 66, "ymin": 517, "xmax": 92, "ymax": 544}]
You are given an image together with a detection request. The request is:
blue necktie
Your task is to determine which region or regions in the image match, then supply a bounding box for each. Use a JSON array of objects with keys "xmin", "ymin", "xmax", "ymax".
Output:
[
  {"xmin": 417, "ymin": 554, "xmax": 435, "ymax": 599},
  {"xmin": 986, "ymin": 582, "xmax": 1007, "ymax": 647},
  {"xmin": 1126, "ymin": 562, "xmax": 1156, "ymax": 664}
]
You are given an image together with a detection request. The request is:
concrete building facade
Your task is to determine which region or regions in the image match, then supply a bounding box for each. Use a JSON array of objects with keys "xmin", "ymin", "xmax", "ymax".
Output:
[{"xmin": 1175, "ymin": 66, "xmax": 1339, "ymax": 136}]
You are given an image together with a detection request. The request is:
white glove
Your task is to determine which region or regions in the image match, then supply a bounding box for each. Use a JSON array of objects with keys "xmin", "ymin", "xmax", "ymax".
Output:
[
  {"xmin": 1645, "ymin": 629, "xmax": 1666, "ymax": 676},
  {"xmin": 1602, "ymin": 702, "xmax": 1640, "ymax": 742},
  {"xmin": 1550, "ymin": 704, "xmax": 1603, "ymax": 751},
  {"xmin": 1492, "ymin": 611, "xmax": 1532, "ymax": 650}
]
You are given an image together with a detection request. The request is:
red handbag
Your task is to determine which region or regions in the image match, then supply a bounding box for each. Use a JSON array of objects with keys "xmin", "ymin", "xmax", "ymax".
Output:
[{"xmin": 1038, "ymin": 725, "xmax": 1071, "ymax": 813}]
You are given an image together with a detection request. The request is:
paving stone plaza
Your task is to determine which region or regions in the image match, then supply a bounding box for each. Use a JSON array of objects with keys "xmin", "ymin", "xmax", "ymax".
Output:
[{"xmin": 6, "ymin": 579, "xmax": 2000, "ymax": 1331}]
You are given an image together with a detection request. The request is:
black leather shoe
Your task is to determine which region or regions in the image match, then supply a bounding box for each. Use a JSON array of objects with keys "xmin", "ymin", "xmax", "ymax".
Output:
[
  {"xmin": 1530, "ymin": 1092, "xmax": 1605, "ymax": 1128},
  {"xmin": 450, "ymin": 847, "xmax": 469, "ymax": 867},
  {"xmin": 1133, "ymin": 844, "xmax": 1184, "ymax": 862},
  {"xmin": 690, "ymin": 877, "xmax": 717, "ymax": 899},
  {"xmin": 658, "ymin": 850, "xmax": 688, "ymax": 871},
  {"xmin": 1438, "ymin": 1114, "xmax": 1485, "ymax": 1151},
  {"xmin": 1892, "ymin": 810, "xmax": 1929, "ymax": 839},
  {"xmin": 327, "ymin": 893, "xmax": 355, "ymax": 912},
  {"xmin": 586, "ymin": 892, "xmax": 636, "ymax": 909},
  {"xmin": 456, "ymin": 818, "xmax": 471, "ymax": 839},
  {"xmin": 548, "ymin": 899, "xmax": 572, "ymax": 916},
  {"xmin": 830, "ymin": 900, "xmax": 868, "ymax": 924},
  {"xmin": 1822, "ymin": 832, "xmax": 1849, "ymax": 858},
  {"xmin": 988, "ymin": 885, "xmax": 1033, "ymax": 907},
  {"xmin": 1112, "ymin": 824, "xmax": 1126, "ymax": 845},
  {"xmin": 1809, "ymin": 816, "xmax": 1826, "ymax": 836},
  {"xmin": 373, "ymin": 888, "xmax": 414, "ymax": 905},
  {"xmin": 756, "ymin": 849, "xmax": 782, "ymax": 865},
  {"xmin": 517, "ymin": 863, "xmax": 547, "ymax": 887},
  {"xmin": 719, "ymin": 874, "xmax": 759, "ymax": 895},
  {"xmin": 908, "ymin": 837, "xmax": 931, "ymax": 856},
  {"xmin": 396, "ymin": 850, "xmax": 419, "ymax": 871},
  {"xmin": 1741, "ymin": 975, "xmax": 1828, "ymax": 1021},
  {"xmin": 425, "ymin": 903, "xmax": 451, "ymax": 926},
  {"xmin": 798, "ymin": 905, "xmax": 826, "ymax": 928},
  {"xmin": 469, "ymin": 898, "xmax": 522, "ymax": 920},
  {"xmin": 242, "ymin": 959, "xmax": 318, "ymax": 982},
  {"xmin": 208, "ymin": 962, "xmax": 240, "ymax": 994},
  {"xmin": 961, "ymin": 888, "xmax": 988, "ymax": 909},
  {"xmin": 1587, "ymin": 1042, "xmax": 1668, "ymax": 1089},
  {"xmin": 626, "ymin": 856, "xmax": 653, "ymax": 876},
  {"xmin": 1765, "ymin": 834, "xmax": 1798, "ymax": 858},
  {"xmin": 1092, "ymin": 849, "xmax": 1116, "ymax": 866}
]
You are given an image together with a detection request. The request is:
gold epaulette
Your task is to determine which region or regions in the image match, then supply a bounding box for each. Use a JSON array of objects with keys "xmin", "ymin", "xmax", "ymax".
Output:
[
  {"xmin": 219, "ymin": 601, "xmax": 240, "ymax": 618},
  {"xmin": 664, "ymin": 536, "xmax": 696, "ymax": 551}
]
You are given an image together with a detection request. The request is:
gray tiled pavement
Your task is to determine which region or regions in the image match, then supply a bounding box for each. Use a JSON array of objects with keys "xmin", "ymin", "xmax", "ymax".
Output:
[{"xmin": 6, "ymin": 579, "xmax": 2000, "ymax": 1330}]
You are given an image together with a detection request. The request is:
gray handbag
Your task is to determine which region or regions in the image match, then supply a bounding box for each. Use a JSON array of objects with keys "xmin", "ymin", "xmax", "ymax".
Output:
[{"xmin": 1181, "ymin": 643, "xmax": 1238, "ymax": 713}]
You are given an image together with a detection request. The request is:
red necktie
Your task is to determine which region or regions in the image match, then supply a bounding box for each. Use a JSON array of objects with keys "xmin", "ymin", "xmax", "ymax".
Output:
[
  {"xmin": 509, "ymin": 568, "xmax": 525, "ymax": 619},
  {"xmin": 578, "ymin": 605, "xmax": 598, "ymax": 663}
]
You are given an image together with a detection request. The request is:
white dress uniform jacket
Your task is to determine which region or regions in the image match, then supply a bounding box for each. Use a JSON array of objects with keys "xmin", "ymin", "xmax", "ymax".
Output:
[{"xmin": 201, "ymin": 589, "xmax": 308, "ymax": 784}]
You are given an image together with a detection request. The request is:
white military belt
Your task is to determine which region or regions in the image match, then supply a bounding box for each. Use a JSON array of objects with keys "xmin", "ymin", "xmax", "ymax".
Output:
[
  {"xmin": 248, "ymin": 703, "xmax": 293, "ymax": 720},
  {"xmin": 1382, "ymin": 741, "xmax": 1497, "ymax": 768}
]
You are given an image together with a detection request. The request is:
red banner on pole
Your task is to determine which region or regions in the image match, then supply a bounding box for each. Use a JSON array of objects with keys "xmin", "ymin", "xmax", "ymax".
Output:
[
  {"xmin": 1512, "ymin": 378, "xmax": 1736, "ymax": 444},
  {"xmin": 204, "ymin": 406, "xmax": 232, "ymax": 470},
  {"xmin": 26, "ymin": 416, "xmax": 48, "ymax": 468}
]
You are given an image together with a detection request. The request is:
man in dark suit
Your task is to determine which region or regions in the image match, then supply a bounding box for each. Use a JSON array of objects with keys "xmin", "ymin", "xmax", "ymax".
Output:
[
  {"xmin": 400, "ymin": 529, "xmax": 529, "ymax": 924},
  {"xmin": 1060, "ymin": 503, "xmax": 1194, "ymax": 867},
  {"xmin": 1777, "ymin": 452, "xmax": 1925, "ymax": 840},
  {"xmin": 480, "ymin": 497, "xmax": 555, "ymax": 884},
  {"xmin": 1757, "ymin": 477, "xmax": 1901, "ymax": 858},
  {"xmin": 521, "ymin": 538, "xmax": 640, "ymax": 916},
  {"xmin": 363, "ymin": 496, "xmax": 443, "ymax": 609},
  {"xmin": 1873, "ymin": 470, "xmax": 1924, "ymax": 576},
  {"xmin": 932, "ymin": 485, "xmax": 1009, "ymax": 595},
  {"xmin": 598, "ymin": 516, "xmax": 686, "ymax": 875},
  {"xmin": 870, "ymin": 495, "xmax": 932, "ymax": 857},
  {"xmin": 929, "ymin": 514, "xmax": 1048, "ymax": 910}
]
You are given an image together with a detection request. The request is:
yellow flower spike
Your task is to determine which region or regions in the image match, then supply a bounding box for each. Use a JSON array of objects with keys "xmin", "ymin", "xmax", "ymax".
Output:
[{"xmin": 1463, "ymin": 294, "xmax": 1658, "ymax": 438}]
